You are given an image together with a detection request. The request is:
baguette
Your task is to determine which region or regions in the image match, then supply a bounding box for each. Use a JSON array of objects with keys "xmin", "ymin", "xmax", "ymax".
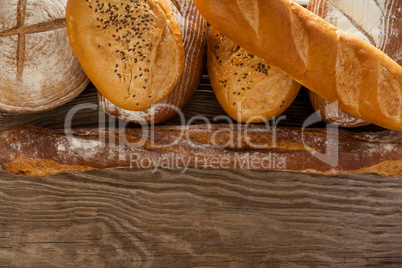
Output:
[
  {"xmin": 98, "ymin": 0, "xmax": 207, "ymax": 124},
  {"xmin": 307, "ymin": 0, "xmax": 402, "ymax": 128},
  {"xmin": 0, "ymin": 125, "xmax": 400, "ymax": 178},
  {"xmin": 208, "ymin": 27, "xmax": 300, "ymax": 123},
  {"xmin": 192, "ymin": 0, "xmax": 402, "ymax": 131},
  {"xmin": 308, "ymin": 91, "xmax": 370, "ymax": 127},
  {"xmin": 66, "ymin": 0, "xmax": 184, "ymax": 111}
]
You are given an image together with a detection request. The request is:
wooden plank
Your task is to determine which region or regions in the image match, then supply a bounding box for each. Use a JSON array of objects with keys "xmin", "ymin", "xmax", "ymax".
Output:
[{"xmin": 0, "ymin": 168, "xmax": 400, "ymax": 267}]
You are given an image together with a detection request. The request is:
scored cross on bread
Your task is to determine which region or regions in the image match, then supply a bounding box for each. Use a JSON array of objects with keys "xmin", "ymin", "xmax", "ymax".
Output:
[
  {"xmin": 66, "ymin": 0, "xmax": 185, "ymax": 111},
  {"xmin": 0, "ymin": 0, "xmax": 89, "ymax": 112}
]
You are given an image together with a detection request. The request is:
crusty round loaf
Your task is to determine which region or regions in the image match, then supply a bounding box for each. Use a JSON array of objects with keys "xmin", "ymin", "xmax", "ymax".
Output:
[
  {"xmin": 0, "ymin": 0, "xmax": 89, "ymax": 113},
  {"xmin": 208, "ymin": 27, "xmax": 300, "ymax": 123},
  {"xmin": 98, "ymin": 0, "xmax": 207, "ymax": 124},
  {"xmin": 66, "ymin": 0, "xmax": 185, "ymax": 112},
  {"xmin": 308, "ymin": 0, "xmax": 402, "ymax": 128},
  {"xmin": 193, "ymin": 0, "xmax": 402, "ymax": 131}
]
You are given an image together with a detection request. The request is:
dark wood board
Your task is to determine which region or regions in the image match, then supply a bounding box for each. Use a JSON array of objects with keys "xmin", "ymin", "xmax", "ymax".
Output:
[
  {"xmin": 0, "ymin": 71, "xmax": 401, "ymax": 266},
  {"xmin": 0, "ymin": 167, "xmax": 401, "ymax": 267}
]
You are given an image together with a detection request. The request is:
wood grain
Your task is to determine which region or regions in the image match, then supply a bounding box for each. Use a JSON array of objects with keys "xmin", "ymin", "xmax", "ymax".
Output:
[
  {"xmin": 0, "ymin": 1, "xmax": 399, "ymax": 265},
  {"xmin": 0, "ymin": 168, "xmax": 400, "ymax": 267},
  {"xmin": 0, "ymin": 58, "xmax": 396, "ymax": 268}
]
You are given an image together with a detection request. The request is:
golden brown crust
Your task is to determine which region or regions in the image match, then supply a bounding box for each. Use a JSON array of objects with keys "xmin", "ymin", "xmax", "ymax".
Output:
[
  {"xmin": 2, "ymin": 155, "xmax": 93, "ymax": 179},
  {"xmin": 97, "ymin": 0, "xmax": 208, "ymax": 124},
  {"xmin": 193, "ymin": 0, "xmax": 402, "ymax": 130},
  {"xmin": 306, "ymin": 0, "xmax": 402, "ymax": 128},
  {"xmin": 308, "ymin": 90, "xmax": 370, "ymax": 128},
  {"xmin": 0, "ymin": 125, "xmax": 401, "ymax": 178},
  {"xmin": 208, "ymin": 27, "xmax": 301, "ymax": 123},
  {"xmin": 66, "ymin": 0, "xmax": 184, "ymax": 111}
]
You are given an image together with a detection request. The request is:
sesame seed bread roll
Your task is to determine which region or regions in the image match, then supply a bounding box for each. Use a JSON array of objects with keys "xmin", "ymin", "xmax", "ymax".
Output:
[
  {"xmin": 193, "ymin": 0, "xmax": 402, "ymax": 131},
  {"xmin": 307, "ymin": 0, "xmax": 402, "ymax": 128},
  {"xmin": 66, "ymin": 0, "xmax": 185, "ymax": 111},
  {"xmin": 208, "ymin": 27, "xmax": 301, "ymax": 123},
  {"xmin": 98, "ymin": 0, "xmax": 207, "ymax": 124},
  {"xmin": 0, "ymin": 0, "xmax": 89, "ymax": 113}
]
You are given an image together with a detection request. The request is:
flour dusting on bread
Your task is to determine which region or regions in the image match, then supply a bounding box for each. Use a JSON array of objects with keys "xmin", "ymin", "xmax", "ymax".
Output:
[{"xmin": 0, "ymin": 0, "xmax": 89, "ymax": 112}]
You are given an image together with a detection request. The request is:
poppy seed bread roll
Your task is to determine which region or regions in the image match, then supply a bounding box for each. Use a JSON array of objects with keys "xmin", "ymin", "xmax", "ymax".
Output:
[
  {"xmin": 98, "ymin": 0, "xmax": 207, "ymax": 124},
  {"xmin": 208, "ymin": 27, "xmax": 300, "ymax": 123},
  {"xmin": 66, "ymin": 0, "xmax": 185, "ymax": 111}
]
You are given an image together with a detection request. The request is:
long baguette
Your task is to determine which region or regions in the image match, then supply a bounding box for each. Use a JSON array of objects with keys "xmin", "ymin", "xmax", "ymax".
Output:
[
  {"xmin": 307, "ymin": 0, "xmax": 402, "ymax": 128},
  {"xmin": 192, "ymin": 0, "xmax": 402, "ymax": 130},
  {"xmin": 0, "ymin": 125, "xmax": 400, "ymax": 178}
]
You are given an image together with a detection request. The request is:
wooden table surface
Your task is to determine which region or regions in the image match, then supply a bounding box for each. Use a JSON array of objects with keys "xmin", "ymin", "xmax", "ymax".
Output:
[
  {"xmin": 0, "ymin": 166, "xmax": 400, "ymax": 267},
  {"xmin": 1, "ymin": 72, "xmax": 401, "ymax": 267}
]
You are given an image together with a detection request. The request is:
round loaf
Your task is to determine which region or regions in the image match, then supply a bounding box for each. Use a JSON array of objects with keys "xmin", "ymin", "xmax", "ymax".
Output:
[
  {"xmin": 0, "ymin": 0, "xmax": 89, "ymax": 113},
  {"xmin": 208, "ymin": 27, "xmax": 300, "ymax": 123},
  {"xmin": 66, "ymin": 0, "xmax": 185, "ymax": 112},
  {"xmin": 98, "ymin": 0, "xmax": 207, "ymax": 124},
  {"xmin": 308, "ymin": 0, "xmax": 402, "ymax": 128}
]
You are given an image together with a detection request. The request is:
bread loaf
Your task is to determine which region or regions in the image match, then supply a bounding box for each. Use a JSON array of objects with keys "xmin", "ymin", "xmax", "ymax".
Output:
[
  {"xmin": 0, "ymin": 0, "xmax": 89, "ymax": 113},
  {"xmin": 308, "ymin": 0, "xmax": 402, "ymax": 128},
  {"xmin": 308, "ymin": 92, "xmax": 370, "ymax": 127},
  {"xmin": 208, "ymin": 27, "xmax": 300, "ymax": 123},
  {"xmin": 98, "ymin": 0, "xmax": 207, "ymax": 124},
  {"xmin": 192, "ymin": 0, "xmax": 402, "ymax": 131},
  {"xmin": 66, "ymin": 0, "xmax": 185, "ymax": 112},
  {"xmin": 0, "ymin": 125, "xmax": 400, "ymax": 178}
]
